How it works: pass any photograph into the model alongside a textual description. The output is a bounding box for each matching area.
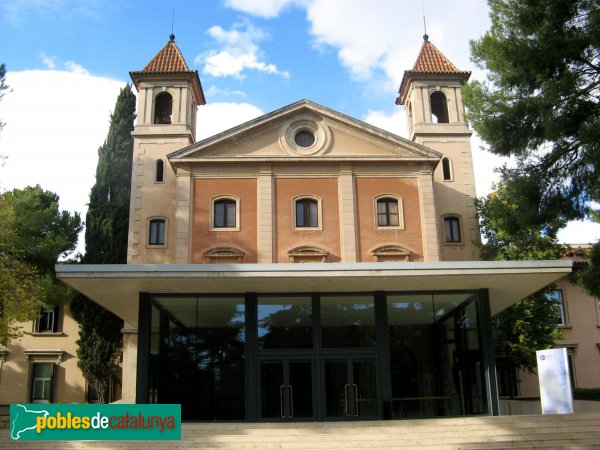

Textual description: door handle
[288,384,294,418]
[280,384,285,418]
[353,384,359,416]
[280,385,293,418]
[344,384,351,416]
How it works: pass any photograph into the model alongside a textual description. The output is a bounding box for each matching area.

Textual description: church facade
[56,35,571,421]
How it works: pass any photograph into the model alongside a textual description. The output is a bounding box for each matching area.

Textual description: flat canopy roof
[56,260,572,327]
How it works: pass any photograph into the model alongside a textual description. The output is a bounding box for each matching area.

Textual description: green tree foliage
[0,63,7,135]
[70,294,124,403]
[478,174,567,262]
[1,186,82,274]
[1,63,9,167]
[464,0,600,222]
[71,84,136,403]
[84,83,136,264]
[477,180,564,372]
[0,252,44,346]
[577,241,600,298]
[0,186,82,344]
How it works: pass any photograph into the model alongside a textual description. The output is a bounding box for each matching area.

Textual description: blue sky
[0,0,598,251]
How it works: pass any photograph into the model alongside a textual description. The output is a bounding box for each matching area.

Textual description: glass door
[259,357,315,420]
[323,357,379,419]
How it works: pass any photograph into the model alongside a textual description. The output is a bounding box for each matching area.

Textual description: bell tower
[396,35,479,260]
[127,34,206,264]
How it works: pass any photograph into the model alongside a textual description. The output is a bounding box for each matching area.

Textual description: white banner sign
[536,348,573,415]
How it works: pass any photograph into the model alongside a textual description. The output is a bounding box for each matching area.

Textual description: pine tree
[71,84,136,403]
[464,0,600,222]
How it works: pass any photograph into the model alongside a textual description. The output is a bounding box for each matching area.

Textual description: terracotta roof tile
[396,37,470,105]
[130,35,206,105]
[142,35,191,73]
[564,246,590,268]
[411,39,463,74]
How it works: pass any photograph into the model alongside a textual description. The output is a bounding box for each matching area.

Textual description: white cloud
[225,0,491,88]
[197,22,289,79]
[0,69,125,252]
[65,60,90,75]
[40,52,57,69]
[558,220,600,245]
[196,102,263,140]
[205,85,247,98]
[363,108,406,138]
[223,0,303,18]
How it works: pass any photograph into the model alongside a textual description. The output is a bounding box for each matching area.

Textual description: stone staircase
[1,412,599,449]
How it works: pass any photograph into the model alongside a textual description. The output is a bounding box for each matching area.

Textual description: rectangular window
[34,306,59,333]
[443,217,461,243]
[295,199,318,228]
[377,198,399,227]
[214,199,237,228]
[149,219,166,245]
[31,363,54,403]
[546,289,567,326]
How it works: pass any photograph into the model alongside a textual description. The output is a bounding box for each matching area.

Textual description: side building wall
[0,303,86,404]
[517,275,600,397]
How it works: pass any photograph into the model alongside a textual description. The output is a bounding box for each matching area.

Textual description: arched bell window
[430,91,449,123]
[154,92,173,124]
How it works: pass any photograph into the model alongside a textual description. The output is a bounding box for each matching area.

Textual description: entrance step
[2,412,600,449]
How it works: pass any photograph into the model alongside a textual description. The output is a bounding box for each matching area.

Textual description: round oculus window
[294,130,315,148]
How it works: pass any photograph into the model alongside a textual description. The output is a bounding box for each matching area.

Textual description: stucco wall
[517,275,600,397]
[274,177,341,262]
[0,303,85,404]
[354,177,423,262]
[191,178,258,263]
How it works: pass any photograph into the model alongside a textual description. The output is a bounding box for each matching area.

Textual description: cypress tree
[71,84,136,403]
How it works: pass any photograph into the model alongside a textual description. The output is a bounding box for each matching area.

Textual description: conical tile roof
[396,36,470,105]
[411,37,463,74]
[130,34,205,105]
[141,34,191,73]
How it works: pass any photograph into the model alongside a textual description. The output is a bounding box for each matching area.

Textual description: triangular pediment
[168,100,441,164]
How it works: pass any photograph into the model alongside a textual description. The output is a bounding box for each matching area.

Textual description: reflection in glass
[320,296,376,348]
[354,360,377,416]
[325,361,347,417]
[387,292,484,418]
[149,295,245,420]
[258,296,313,349]
[260,361,284,418]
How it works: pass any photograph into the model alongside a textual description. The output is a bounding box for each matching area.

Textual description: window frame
[210,196,240,231]
[442,157,453,181]
[443,215,462,244]
[546,288,569,327]
[33,306,60,334]
[155,159,165,183]
[374,195,404,229]
[293,196,322,230]
[148,217,167,247]
[30,362,55,403]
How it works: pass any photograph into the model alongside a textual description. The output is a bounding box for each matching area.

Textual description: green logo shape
[10,404,181,441]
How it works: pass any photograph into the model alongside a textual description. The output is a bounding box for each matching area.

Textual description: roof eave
[56,260,573,327]
[396,70,471,106]
[129,71,206,106]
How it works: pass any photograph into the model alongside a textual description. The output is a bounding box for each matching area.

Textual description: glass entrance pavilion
[56,260,572,421]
